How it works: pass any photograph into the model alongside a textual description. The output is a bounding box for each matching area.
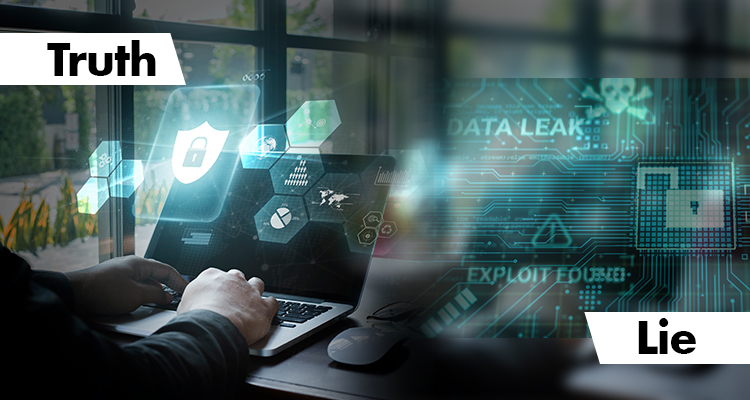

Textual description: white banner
[586,312,750,364]
[0,33,185,85]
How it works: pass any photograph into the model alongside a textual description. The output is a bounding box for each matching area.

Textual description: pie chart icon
[270,207,293,229]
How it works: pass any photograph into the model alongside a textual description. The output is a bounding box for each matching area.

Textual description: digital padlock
[637,167,725,229]
[183,137,208,167]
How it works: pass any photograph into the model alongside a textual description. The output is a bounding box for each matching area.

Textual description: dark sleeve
[1,246,248,399]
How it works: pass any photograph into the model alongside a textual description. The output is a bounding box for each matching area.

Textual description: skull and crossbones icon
[581,78,653,122]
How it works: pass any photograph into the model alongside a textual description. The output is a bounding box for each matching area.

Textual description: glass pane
[602,49,683,77]
[390,57,434,148]
[601,0,688,42]
[448,37,575,77]
[0,0,97,12]
[134,0,256,29]
[0,85,99,272]
[391,0,433,47]
[728,0,750,51]
[133,41,257,256]
[287,48,368,154]
[287,0,368,41]
[446,0,575,32]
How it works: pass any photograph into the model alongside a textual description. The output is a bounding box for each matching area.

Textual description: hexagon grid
[269,152,325,195]
[77,141,145,214]
[344,204,388,254]
[239,124,289,170]
[254,195,309,244]
[285,100,341,147]
[304,173,365,223]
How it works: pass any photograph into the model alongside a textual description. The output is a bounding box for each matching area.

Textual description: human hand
[176,268,278,346]
[65,255,188,316]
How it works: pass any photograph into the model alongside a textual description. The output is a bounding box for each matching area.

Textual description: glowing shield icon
[172,121,229,184]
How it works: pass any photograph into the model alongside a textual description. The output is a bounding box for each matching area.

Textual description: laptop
[94,152,395,357]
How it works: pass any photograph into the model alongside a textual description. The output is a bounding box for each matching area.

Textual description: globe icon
[257,136,278,158]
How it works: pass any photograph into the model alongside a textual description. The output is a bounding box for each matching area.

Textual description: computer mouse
[327,327,409,365]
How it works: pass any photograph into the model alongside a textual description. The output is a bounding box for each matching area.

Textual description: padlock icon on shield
[183,137,208,167]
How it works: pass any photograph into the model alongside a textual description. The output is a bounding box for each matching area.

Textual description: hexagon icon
[357,227,378,245]
[109,160,144,198]
[304,173,365,223]
[239,124,289,170]
[378,221,398,239]
[254,195,309,244]
[269,152,325,195]
[89,141,122,178]
[344,202,386,254]
[363,211,383,227]
[285,100,341,147]
[77,177,109,214]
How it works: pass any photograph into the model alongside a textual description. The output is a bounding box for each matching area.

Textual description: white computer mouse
[327,327,409,365]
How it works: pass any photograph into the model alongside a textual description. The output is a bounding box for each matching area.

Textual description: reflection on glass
[287,0,367,41]
[134,0,255,29]
[0,85,98,272]
[286,48,367,154]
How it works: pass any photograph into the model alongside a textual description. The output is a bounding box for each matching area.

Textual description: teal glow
[239,124,288,169]
[77,177,109,214]
[109,160,144,198]
[285,100,341,147]
[89,141,122,178]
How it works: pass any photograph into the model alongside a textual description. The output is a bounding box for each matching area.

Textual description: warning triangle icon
[531,214,573,248]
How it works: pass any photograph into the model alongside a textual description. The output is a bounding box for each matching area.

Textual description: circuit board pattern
[636,162,735,250]
[382,78,750,338]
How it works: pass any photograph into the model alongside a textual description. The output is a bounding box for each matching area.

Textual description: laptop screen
[145,153,395,305]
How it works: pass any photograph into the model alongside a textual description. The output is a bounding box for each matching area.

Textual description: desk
[95,256,750,399]
[241,258,581,400]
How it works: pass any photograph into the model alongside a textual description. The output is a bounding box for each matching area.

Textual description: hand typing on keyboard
[65,255,189,316]
[176,268,279,346]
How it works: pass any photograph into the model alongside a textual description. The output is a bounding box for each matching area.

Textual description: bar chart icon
[374,166,411,186]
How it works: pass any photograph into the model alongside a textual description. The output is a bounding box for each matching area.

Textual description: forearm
[120,310,249,399]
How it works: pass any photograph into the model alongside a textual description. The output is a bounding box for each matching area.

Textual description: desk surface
[241,258,579,400]
[101,257,748,399]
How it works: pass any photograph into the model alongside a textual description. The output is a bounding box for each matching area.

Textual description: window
[0,0,435,265]
[0,85,99,272]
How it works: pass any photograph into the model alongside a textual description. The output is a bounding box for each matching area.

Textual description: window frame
[0,0,434,259]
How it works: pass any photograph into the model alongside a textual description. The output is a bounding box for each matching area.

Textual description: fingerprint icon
[270,207,293,229]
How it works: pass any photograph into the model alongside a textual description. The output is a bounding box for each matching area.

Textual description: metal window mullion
[260,0,287,125]
[96,0,135,261]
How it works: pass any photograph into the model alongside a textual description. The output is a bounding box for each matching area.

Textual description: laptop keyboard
[147,287,332,328]
[275,300,332,325]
